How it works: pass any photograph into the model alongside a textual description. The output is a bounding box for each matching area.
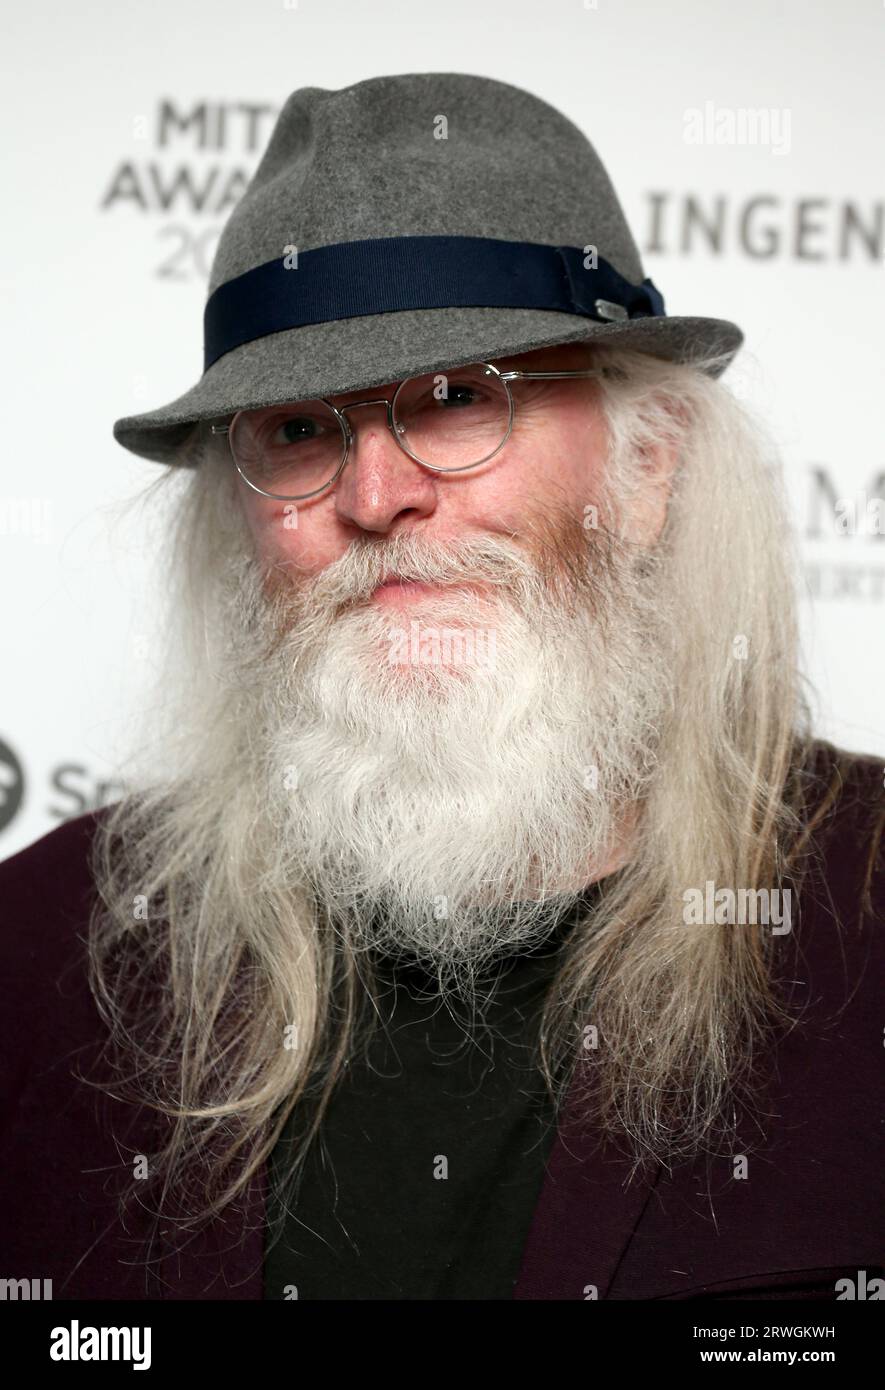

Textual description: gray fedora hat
[113,71,743,465]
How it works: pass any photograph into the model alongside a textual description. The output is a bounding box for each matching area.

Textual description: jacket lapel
[514,1082,661,1299]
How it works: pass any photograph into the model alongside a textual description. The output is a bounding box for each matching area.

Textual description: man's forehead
[325,340,596,405]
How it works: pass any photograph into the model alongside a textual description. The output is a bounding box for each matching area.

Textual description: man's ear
[627,397,688,547]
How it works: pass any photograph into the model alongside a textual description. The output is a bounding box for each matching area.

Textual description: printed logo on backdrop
[48,766,130,823]
[644,191,884,261]
[802,467,885,603]
[0,738,25,834]
[0,741,129,840]
[99,100,279,280]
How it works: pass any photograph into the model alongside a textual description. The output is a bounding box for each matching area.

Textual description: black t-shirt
[263,883,605,1300]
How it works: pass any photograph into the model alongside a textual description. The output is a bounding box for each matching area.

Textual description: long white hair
[87,344,818,1237]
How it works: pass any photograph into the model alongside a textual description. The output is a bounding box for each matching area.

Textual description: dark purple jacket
[1,739,883,1300]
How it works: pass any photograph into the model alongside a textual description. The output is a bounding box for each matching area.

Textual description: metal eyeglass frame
[209,359,611,502]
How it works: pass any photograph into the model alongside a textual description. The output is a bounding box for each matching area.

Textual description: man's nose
[332,400,438,533]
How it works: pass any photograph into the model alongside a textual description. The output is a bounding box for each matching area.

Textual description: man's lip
[370,576,487,601]
[372,577,442,597]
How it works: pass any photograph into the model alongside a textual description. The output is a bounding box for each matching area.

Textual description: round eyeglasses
[210,360,611,502]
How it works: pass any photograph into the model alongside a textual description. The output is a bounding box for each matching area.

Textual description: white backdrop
[2,0,883,857]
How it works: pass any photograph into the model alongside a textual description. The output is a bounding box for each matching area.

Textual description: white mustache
[289,533,541,618]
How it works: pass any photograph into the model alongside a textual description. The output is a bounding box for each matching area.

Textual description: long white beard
[217,515,673,980]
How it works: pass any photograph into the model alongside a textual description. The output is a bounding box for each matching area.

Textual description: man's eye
[440,384,480,408]
[273,414,328,445]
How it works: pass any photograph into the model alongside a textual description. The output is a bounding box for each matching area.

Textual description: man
[1,72,882,1301]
